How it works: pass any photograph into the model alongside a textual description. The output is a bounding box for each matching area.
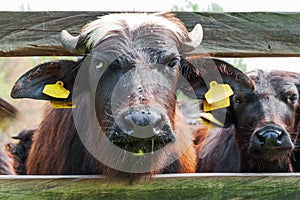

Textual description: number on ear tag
[205,81,233,104]
[42,81,70,99]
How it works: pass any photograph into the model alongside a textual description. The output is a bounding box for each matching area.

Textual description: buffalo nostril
[257,130,282,146]
[124,110,162,127]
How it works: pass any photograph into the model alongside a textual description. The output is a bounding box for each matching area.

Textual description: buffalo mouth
[108,123,175,155]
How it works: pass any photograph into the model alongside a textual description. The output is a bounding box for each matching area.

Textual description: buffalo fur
[25,93,197,179]
[5,127,35,175]
[197,70,300,172]
[11,13,201,181]
[0,146,15,175]
[0,98,17,175]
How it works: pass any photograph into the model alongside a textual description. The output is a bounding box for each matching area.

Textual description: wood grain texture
[0,11,299,57]
[0,174,300,199]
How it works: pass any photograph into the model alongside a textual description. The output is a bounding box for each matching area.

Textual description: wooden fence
[1,174,300,199]
[0,11,300,199]
[1,12,299,57]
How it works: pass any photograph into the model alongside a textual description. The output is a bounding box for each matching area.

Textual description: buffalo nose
[257,130,282,146]
[109,107,175,153]
[124,109,162,127]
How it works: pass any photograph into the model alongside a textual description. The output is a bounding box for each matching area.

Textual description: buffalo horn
[60,30,80,52]
[182,24,203,52]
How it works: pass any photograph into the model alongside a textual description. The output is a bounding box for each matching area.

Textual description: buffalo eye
[288,93,298,104]
[167,57,180,69]
[95,60,106,71]
[233,95,244,104]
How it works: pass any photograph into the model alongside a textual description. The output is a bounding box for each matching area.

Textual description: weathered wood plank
[1,174,300,199]
[0,11,299,57]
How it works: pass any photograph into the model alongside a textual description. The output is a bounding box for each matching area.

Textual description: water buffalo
[10,12,203,181]
[193,63,299,172]
[0,98,17,175]
[5,127,35,175]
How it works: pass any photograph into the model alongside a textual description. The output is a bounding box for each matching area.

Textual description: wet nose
[257,130,282,146]
[124,109,162,127]
[250,125,294,151]
[109,107,175,153]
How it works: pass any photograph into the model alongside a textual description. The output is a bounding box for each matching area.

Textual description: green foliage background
[172,0,247,72]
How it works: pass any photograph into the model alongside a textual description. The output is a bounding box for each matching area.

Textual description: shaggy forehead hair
[80,13,188,50]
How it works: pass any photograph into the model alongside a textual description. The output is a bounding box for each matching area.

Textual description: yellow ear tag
[50,101,76,109]
[205,81,234,104]
[198,112,223,127]
[133,149,145,157]
[42,81,70,99]
[204,81,233,111]
[203,98,230,112]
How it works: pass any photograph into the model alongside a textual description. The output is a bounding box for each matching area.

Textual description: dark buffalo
[0,98,17,175]
[194,65,299,172]
[11,13,203,181]
[5,127,35,175]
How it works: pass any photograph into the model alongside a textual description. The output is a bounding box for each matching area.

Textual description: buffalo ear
[179,57,255,127]
[11,60,79,101]
[180,57,255,98]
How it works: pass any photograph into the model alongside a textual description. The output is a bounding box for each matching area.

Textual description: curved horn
[181,24,203,52]
[60,30,80,52]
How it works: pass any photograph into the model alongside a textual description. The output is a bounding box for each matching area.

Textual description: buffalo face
[233,70,297,169]
[92,52,180,154]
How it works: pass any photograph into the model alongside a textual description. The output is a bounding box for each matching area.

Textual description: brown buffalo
[11,13,203,181]
[0,98,17,175]
[5,127,35,175]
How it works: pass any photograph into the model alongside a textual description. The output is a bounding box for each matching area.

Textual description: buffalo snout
[124,108,162,128]
[108,106,175,154]
[250,125,294,152]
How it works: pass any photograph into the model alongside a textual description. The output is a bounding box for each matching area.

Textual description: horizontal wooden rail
[0,11,299,57]
[1,174,300,199]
